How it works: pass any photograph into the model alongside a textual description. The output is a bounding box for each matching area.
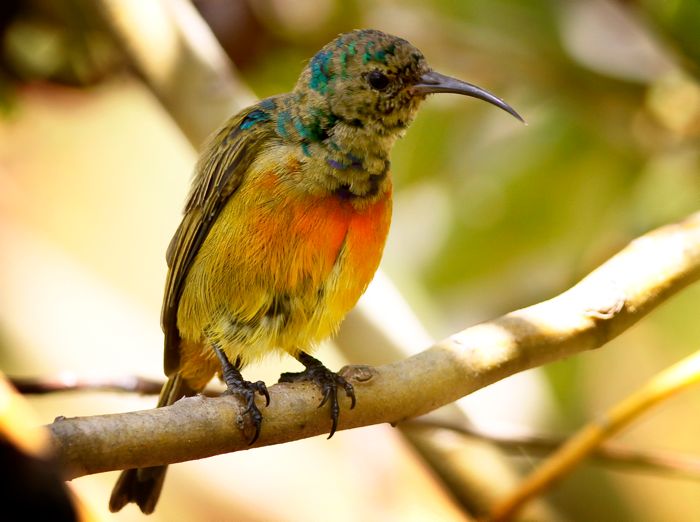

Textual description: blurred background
[1,0,699,520]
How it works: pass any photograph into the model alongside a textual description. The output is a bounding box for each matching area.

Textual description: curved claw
[343,380,356,409]
[318,385,333,409]
[248,416,262,445]
[327,395,339,439]
[242,392,255,415]
[256,380,271,406]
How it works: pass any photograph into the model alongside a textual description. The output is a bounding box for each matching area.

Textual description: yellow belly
[175,157,392,386]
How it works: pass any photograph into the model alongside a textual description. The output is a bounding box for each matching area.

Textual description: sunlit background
[1,0,699,520]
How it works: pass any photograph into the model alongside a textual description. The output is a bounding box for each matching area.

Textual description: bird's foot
[213,345,269,444]
[222,379,269,444]
[278,352,355,438]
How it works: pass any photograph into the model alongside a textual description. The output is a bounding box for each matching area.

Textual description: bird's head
[294,29,522,138]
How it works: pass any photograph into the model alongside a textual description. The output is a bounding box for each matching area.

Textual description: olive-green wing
[161,104,278,375]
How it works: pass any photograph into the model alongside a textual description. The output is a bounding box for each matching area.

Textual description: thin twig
[488,348,700,521]
[406,417,700,481]
[12,375,163,396]
[11,375,221,397]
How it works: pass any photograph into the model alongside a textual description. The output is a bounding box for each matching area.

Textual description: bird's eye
[368,70,390,90]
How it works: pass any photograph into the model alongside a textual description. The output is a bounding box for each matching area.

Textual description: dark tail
[109,374,195,514]
[109,466,167,515]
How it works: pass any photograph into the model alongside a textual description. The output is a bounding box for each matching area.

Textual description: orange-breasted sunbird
[110,28,523,514]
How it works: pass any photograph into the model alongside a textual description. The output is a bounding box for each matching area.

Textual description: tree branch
[25,373,700,481]
[489,347,700,521]
[48,211,700,480]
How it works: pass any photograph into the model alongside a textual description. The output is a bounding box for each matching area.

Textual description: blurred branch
[406,417,700,481]
[11,375,163,396]
[338,274,556,522]
[49,211,700,480]
[402,409,562,519]
[95,0,255,146]
[489,347,700,521]
[11,374,221,397]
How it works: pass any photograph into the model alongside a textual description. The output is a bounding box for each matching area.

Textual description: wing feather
[161,103,278,375]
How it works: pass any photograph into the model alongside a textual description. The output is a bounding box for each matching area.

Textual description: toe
[343,381,356,409]
[255,381,270,406]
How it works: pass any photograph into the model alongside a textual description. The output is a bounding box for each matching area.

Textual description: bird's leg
[278,351,356,438]
[212,344,269,444]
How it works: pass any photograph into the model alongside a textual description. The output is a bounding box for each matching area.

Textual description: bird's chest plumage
[177,153,392,365]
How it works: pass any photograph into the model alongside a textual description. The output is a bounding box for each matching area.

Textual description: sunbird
[110,28,522,514]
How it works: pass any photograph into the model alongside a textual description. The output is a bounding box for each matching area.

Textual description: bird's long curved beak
[413,70,524,123]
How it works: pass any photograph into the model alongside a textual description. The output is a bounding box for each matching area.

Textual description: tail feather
[109,374,196,513]
[109,466,167,514]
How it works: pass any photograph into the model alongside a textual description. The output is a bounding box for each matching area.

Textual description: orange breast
[241,168,393,346]
[245,170,392,299]
[332,189,393,310]
[177,157,392,359]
